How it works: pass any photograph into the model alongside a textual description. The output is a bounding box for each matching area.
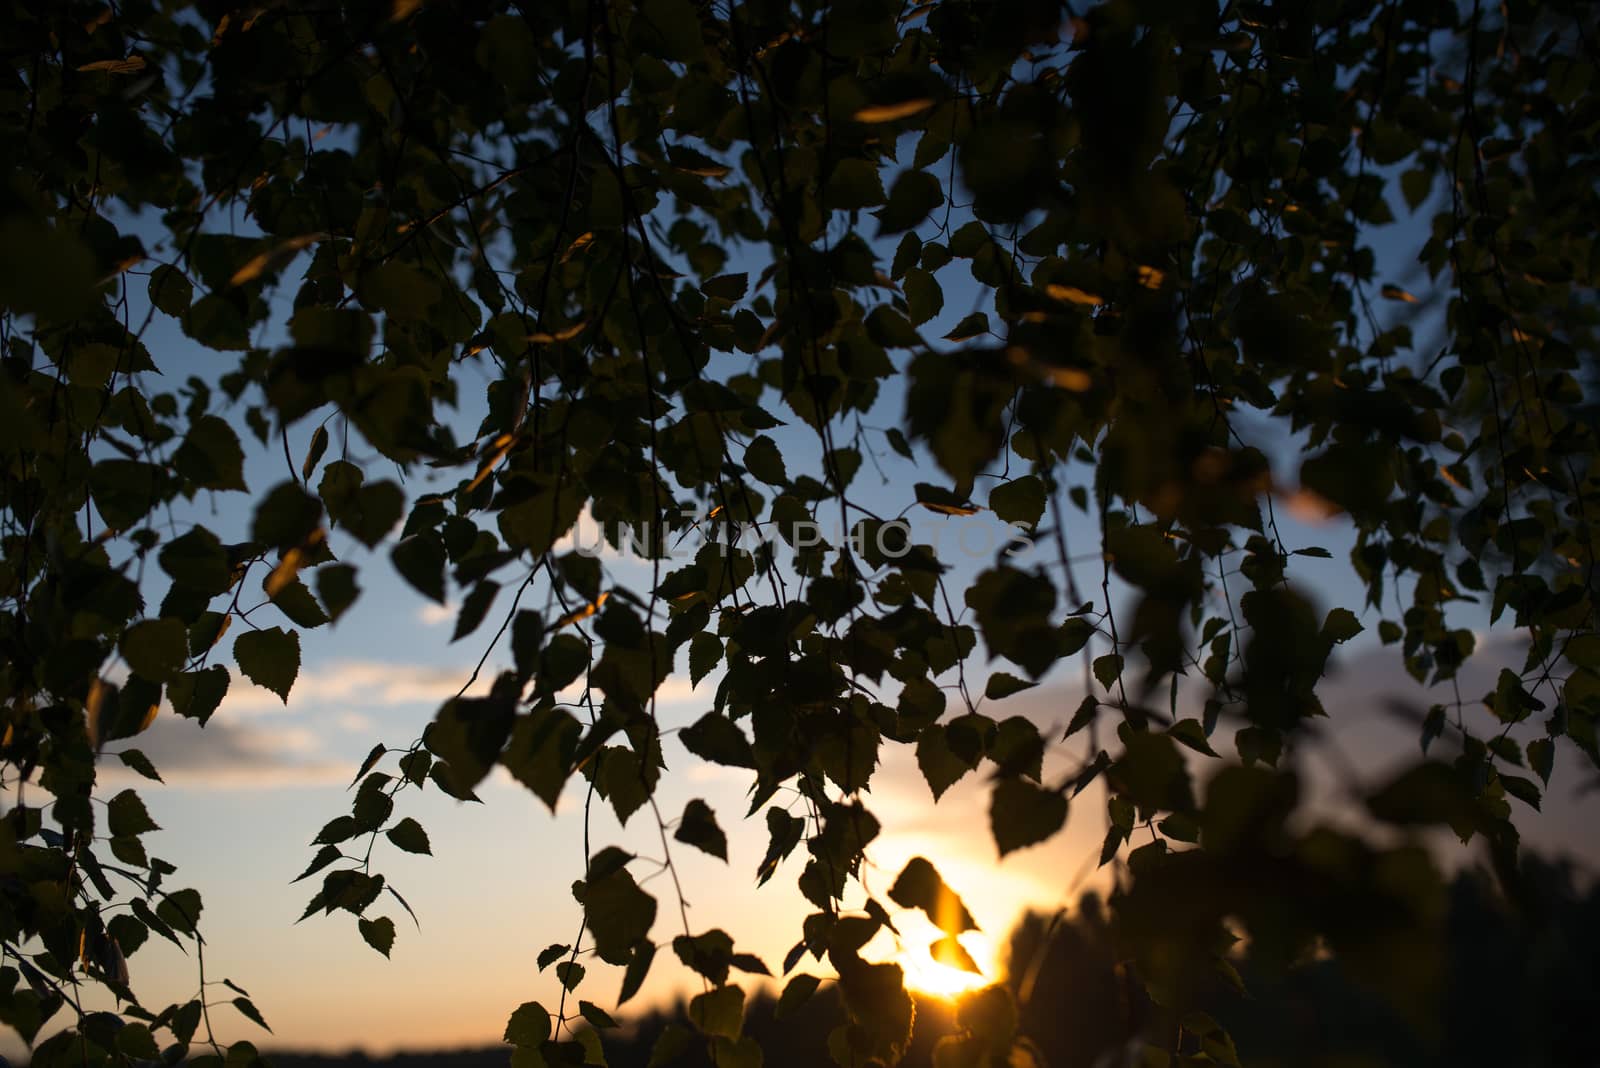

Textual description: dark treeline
[255,854,1598,1068]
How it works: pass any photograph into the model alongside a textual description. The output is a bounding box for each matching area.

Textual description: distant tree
[3,0,1599,1065]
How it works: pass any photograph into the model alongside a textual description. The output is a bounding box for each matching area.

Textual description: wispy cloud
[224,658,704,715]
[100,716,350,789]
[109,657,709,790]
[222,659,494,714]
[416,601,459,626]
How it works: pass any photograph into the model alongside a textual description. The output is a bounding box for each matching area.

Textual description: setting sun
[899,932,998,1000]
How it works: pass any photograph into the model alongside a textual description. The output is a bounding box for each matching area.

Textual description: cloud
[222,659,495,715]
[224,659,704,716]
[108,658,708,790]
[100,715,350,789]
[417,601,459,626]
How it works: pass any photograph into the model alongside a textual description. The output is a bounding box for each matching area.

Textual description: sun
[899,932,996,1000]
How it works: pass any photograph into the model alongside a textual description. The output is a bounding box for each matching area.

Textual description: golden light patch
[1045,283,1103,306]
[899,932,996,1000]
[466,433,517,493]
[1047,367,1093,392]
[853,99,936,123]
[77,56,147,74]
[556,591,609,629]
[527,321,586,343]
[1285,487,1341,523]
[560,232,594,264]
[230,234,323,287]
[919,501,981,517]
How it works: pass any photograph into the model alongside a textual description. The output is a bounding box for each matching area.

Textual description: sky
[7,65,1599,1059]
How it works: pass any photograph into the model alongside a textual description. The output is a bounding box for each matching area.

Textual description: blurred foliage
[259,860,1600,1067]
[3,0,1600,1063]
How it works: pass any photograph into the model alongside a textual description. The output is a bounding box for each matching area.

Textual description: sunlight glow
[899,932,997,1000]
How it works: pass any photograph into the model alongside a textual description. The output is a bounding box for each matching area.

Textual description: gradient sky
[7,116,1598,1059]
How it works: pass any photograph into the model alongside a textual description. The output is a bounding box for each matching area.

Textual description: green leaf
[711,1037,762,1068]
[301,425,330,481]
[556,961,586,991]
[756,807,805,887]
[174,416,248,492]
[0,215,96,320]
[679,711,753,768]
[392,533,448,604]
[825,159,887,210]
[742,436,786,486]
[674,929,735,984]
[360,261,440,322]
[1115,732,1194,812]
[688,629,726,687]
[635,0,704,62]
[108,790,159,836]
[1501,773,1542,810]
[1167,718,1219,758]
[877,170,944,235]
[576,866,657,966]
[169,666,230,724]
[689,985,745,1040]
[888,857,977,934]
[117,749,163,782]
[1064,696,1098,739]
[988,476,1046,527]
[929,935,981,974]
[501,705,582,809]
[984,673,1036,700]
[252,481,322,551]
[148,264,194,317]
[1527,737,1555,785]
[233,627,301,702]
[579,1001,618,1029]
[891,233,922,279]
[1368,761,1479,838]
[702,273,748,301]
[318,563,361,623]
[619,941,656,1005]
[498,480,582,558]
[777,974,820,1019]
[1400,167,1433,211]
[865,306,922,348]
[265,576,330,629]
[943,311,990,341]
[916,725,970,801]
[989,779,1067,856]
[674,799,728,861]
[453,580,502,643]
[121,619,187,683]
[504,1002,552,1046]
[159,527,233,594]
[1322,607,1363,643]
[232,997,272,1032]
[385,818,431,855]
[156,888,203,935]
[904,269,943,326]
[429,684,517,793]
[359,916,396,958]
[1092,654,1124,691]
